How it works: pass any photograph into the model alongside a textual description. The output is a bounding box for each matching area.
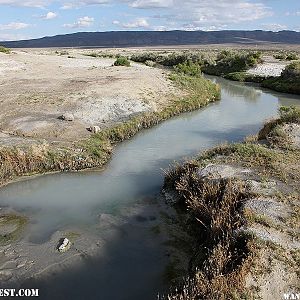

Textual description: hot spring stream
[0,76,299,299]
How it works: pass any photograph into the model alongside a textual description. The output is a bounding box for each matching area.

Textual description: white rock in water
[89,125,101,134]
[57,238,71,253]
[60,113,74,121]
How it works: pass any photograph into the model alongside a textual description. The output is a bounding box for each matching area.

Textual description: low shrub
[0,45,11,54]
[262,77,300,95]
[286,53,298,61]
[85,52,115,59]
[131,52,160,63]
[113,56,130,67]
[203,50,262,76]
[164,162,254,299]
[274,53,286,60]
[281,61,300,79]
[55,50,69,56]
[131,51,207,68]
[224,72,268,83]
[262,62,300,95]
[174,61,202,77]
[144,60,156,67]
[273,52,298,61]
[85,52,99,58]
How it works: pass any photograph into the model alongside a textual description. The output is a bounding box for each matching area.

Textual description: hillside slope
[2,30,300,48]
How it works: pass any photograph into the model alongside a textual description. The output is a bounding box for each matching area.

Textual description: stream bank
[163,106,300,299]
[0,73,220,188]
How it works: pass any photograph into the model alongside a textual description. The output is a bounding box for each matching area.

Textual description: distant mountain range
[2,30,300,48]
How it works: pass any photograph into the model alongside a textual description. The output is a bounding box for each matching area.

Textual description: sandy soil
[0,49,180,146]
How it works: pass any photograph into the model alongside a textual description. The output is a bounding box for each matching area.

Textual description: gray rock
[59,113,74,122]
[243,197,291,222]
[89,125,101,134]
[0,270,13,281]
[282,123,300,148]
[57,238,71,252]
[246,179,277,195]
[198,164,251,179]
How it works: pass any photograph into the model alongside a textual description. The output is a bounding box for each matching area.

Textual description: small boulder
[57,238,71,253]
[198,164,250,179]
[89,125,101,134]
[59,113,74,122]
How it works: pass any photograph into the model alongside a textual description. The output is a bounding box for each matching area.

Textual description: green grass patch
[224,72,268,83]
[0,45,11,54]
[262,77,300,95]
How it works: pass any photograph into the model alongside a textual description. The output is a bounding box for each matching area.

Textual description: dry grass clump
[163,165,255,299]
[166,240,256,300]
[0,143,110,186]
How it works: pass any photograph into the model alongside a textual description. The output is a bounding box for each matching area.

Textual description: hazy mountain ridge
[1,30,300,48]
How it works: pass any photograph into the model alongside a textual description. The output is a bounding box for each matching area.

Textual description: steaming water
[0,76,299,299]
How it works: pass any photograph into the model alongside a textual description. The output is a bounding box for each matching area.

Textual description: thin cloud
[63,16,94,28]
[60,0,109,9]
[0,22,30,30]
[113,18,150,28]
[130,0,173,9]
[263,23,287,31]
[0,0,49,7]
[142,0,273,30]
[42,12,58,20]
[0,33,31,40]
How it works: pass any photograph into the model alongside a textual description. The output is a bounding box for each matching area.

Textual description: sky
[0,0,299,41]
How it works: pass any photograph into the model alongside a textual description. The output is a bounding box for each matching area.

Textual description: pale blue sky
[0,0,299,41]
